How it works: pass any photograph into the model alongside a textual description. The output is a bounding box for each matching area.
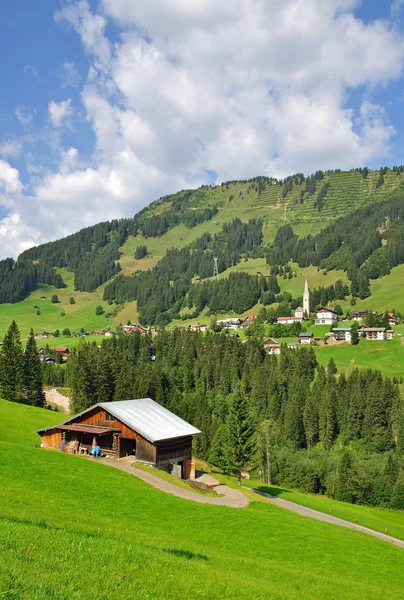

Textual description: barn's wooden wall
[75,408,143,440]
[41,431,62,449]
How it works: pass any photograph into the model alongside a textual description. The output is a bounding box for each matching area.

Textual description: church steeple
[303,280,310,318]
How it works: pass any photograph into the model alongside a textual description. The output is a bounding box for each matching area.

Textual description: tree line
[38,329,404,509]
[0,321,44,406]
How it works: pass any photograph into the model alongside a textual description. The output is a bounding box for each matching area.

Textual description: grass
[241,481,404,542]
[1,398,404,599]
[132,462,221,496]
[315,336,404,378]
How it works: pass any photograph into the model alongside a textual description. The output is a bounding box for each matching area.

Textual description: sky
[1,0,404,258]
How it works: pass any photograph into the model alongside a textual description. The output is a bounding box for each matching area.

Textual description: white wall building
[332,328,351,342]
[358,327,394,341]
[315,308,338,325]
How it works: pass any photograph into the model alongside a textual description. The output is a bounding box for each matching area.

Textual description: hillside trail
[101,460,250,508]
[99,460,404,546]
[253,489,404,549]
[44,388,70,413]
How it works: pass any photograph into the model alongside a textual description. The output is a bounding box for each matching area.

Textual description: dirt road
[102,460,250,508]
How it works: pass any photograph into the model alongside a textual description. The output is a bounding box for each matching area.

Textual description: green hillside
[1,398,404,600]
[1,167,404,343]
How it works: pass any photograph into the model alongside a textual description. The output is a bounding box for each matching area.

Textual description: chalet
[189,324,208,332]
[315,308,338,325]
[332,328,351,342]
[352,310,367,321]
[122,324,147,334]
[276,315,303,325]
[217,318,241,330]
[54,347,70,355]
[40,296,47,301]
[264,338,281,355]
[92,330,105,336]
[35,331,50,340]
[299,332,314,345]
[33,305,39,310]
[287,342,298,350]
[36,398,201,479]
[105,331,115,337]
[358,327,394,341]
[240,315,257,328]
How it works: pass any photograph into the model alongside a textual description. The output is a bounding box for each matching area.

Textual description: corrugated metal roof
[99,398,201,443]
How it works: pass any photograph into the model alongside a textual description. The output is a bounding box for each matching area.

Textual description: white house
[315,308,338,325]
[276,315,304,325]
[299,332,314,345]
[352,310,367,322]
[287,342,298,350]
[358,327,394,341]
[189,324,208,332]
[217,318,241,330]
[332,328,351,342]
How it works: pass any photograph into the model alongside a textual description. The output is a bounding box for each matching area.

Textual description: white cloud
[15,106,32,126]
[0,0,404,258]
[0,140,22,158]
[58,61,81,88]
[48,99,73,128]
[391,0,404,17]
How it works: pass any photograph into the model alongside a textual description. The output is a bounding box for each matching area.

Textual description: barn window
[105,413,114,422]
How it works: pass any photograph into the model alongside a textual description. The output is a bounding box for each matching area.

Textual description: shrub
[51,295,59,304]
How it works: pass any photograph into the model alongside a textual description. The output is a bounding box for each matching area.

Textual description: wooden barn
[37,398,201,478]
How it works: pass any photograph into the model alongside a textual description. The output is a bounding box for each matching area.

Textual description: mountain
[1,166,404,335]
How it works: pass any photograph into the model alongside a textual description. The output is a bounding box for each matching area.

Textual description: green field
[1,398,404,599]
[239,481,404,541]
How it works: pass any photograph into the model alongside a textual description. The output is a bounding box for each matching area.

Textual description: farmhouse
[358,327,394,341]
[315,308,338,325]
[240,315,256,328]
[35,331,50,340]
[37,398,201,479]
[332,328,351,342]
[352,310,367,321]
[122,324,148,334]
[264,338,281,354]
[299,332,314,345]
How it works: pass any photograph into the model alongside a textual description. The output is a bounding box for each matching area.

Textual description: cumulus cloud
[48,99,73,128]
[0,0,404,258]
[15,106,33,126]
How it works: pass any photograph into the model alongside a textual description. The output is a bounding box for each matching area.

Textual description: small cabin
[36,398,201,479]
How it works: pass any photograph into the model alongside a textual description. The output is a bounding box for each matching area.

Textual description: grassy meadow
[1,398,404,599]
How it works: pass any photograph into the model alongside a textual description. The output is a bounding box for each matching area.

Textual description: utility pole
[213,256,219,279]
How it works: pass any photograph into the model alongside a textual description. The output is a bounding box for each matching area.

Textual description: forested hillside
[1,167,404,326]
[42,330,404,510]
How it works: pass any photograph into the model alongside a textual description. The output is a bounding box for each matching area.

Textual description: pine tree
[226,386,257,484]
[23,329,45,407]
[0,320,24,403]
[350,323,359,345]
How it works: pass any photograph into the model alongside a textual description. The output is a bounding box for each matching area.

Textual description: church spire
[303,279,310,318]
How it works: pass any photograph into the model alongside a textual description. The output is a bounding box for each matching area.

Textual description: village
[34,280,398,362]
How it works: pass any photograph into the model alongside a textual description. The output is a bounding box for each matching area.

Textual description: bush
[54,329,60,338]
[62,328,71,337]
[69,297,75,305]
[51,295,59,304]
[95,305,104,316]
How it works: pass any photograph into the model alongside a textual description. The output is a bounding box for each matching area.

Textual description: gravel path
[254,490,404,549]
[44,388,70,413]
[102,460,250,508]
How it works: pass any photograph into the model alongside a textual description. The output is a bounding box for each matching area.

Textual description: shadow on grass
[253,485,289,498]
[162,548,208,561]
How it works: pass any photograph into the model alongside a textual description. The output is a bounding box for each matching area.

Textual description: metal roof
[37,398,201,443]
[99,399,201,443]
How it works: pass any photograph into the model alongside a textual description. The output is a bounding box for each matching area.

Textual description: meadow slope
[0,399,404,599]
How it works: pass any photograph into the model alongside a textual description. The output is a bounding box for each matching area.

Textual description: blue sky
[1,0,404,257]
